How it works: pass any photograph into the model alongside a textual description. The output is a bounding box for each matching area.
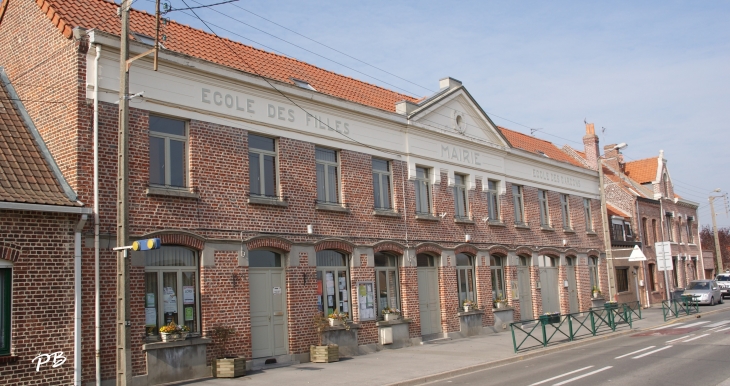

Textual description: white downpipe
[93,44,102,386]
[75,215,88,386]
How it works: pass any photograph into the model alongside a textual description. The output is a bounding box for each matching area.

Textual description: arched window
[0,259,12,355]
[490,255,505,301]
[374,252,400,317]
[416,253,435,267]
[249,250,282,267]
[144,245,200,337]
[316,250,349,316]
[456,253,476,309]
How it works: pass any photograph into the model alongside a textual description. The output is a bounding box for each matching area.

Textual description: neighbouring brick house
[565,123,703,306]
[0,0,606,384]
[0,69,92,385]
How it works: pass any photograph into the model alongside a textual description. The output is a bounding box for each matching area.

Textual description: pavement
[167,302,730,386]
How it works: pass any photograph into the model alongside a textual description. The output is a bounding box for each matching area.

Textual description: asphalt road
[427,309,730,386]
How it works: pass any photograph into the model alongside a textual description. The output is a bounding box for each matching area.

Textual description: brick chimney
[583,122,600,170]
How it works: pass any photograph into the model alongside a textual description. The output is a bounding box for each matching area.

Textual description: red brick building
[565,123,703,306]
[0,0,606,384]
[0,68,92,385]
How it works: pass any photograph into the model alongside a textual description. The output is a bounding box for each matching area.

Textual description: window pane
[263,154,276,196]
[249,152,261,195]
[375,252,396,267]
[387,270,398,309]
[149,136,166,185]
[416,254,433,267]
[455,174,464,185]
[249,134,275,152]
[316,271,324,313]
[416,167,427,179]
[150,115,185,136]
[316,250,346,266]
[456,253,471,266]
[249,250,282,267]
[315,147,336,162]
[316,163,326,202]
[0,269,9,353]
[144,246,197,266]
[382,174,391,209]
[459,269,467,303]
[145,272,159,336]
[373,172,381,208]
[377,270,387,314]
[182,271,197,333]
[327,165,338,203]
[169,139,185,187]
[163,272,179,325]
[372,158,389,172]
[338,270,348,314]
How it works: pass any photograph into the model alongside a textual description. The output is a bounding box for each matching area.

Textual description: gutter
[93,43,102,386]
[0,202,92,214]
[74,215,88,386]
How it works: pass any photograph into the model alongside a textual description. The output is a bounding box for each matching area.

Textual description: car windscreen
[687,282,710,290]
[717,275,730,282]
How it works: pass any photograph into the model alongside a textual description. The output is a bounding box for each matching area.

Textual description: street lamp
[709,189,724,275]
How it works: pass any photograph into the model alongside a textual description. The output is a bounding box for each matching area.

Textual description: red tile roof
[37,0,419,112]
[497,126,584,168]
[0,75,79,206]
[624,157,658,184]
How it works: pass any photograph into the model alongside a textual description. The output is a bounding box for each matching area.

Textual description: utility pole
[117,0,131,384]
[598,161,616,300]
[709,189,724,275]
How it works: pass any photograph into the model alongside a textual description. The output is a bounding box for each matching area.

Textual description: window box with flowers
[159,322,190,342]
[328,311,349,327]
[493,294,508,310]
[462,299,476,313]
[381,307,401,321]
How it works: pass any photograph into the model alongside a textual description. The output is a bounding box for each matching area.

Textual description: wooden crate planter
[310,344,339,363]
[212,357,245,378]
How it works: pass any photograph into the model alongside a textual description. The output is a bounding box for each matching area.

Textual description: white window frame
[248,134,279,198]
[560,194,571,229]
[372,159,393,210]
[513,185,525,225]
[456,253,476,309]
[374,252,400,317]
[490,255,505,301]
[584,198,593,232]
[316,250,351,317]
[415,166,432,215]
[315,147,340,204]
[149,115,188,188]
[487,179,500,221]
[538,189,550,227]
[454,173,469,219]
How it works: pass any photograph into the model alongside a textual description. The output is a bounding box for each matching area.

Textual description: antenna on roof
[584,118,587,125]
[530,128,542,136]
[602,127,607,134]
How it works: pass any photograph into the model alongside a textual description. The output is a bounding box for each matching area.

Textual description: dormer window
[292,78,316,91]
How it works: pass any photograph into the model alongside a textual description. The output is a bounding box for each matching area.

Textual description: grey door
[566,258,579,313]
[539,256,560,314]
[516,266,534,320]
[250,268,287,358]
[417,266,442,336]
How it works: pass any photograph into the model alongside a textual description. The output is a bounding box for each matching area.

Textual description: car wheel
[710,297,715,306]
[720,297,725,304]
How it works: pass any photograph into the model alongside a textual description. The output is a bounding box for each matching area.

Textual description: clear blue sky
[131,0,730,228]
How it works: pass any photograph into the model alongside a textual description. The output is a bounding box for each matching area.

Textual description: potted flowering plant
[462,299,476,312]
[381,306,401,321]
[311,312,348,363]
[493,294,507,309]
[210,324,245,378]
[159,322,181,342]
[328,310,349,327]
[592,286,601,299]
[179,324,190,340]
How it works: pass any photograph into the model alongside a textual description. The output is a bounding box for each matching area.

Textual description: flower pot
[212,357,246,378]
[160,332,180,342]
[495,302,506,309]
[310,344,339,363]
[180,332,189,340]
[383,313,400,321]
[328,318,343,327]
[463,305,471,312]
[592,291,600,299]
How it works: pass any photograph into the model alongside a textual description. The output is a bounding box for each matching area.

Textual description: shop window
[616,268,629,293]
[374,252,400,317]
[589,257,598,290]
[454,174,469,219]
[249,250,282,267]
[144,246,200,337]
[560,194,571,229]
[538,189,550,227]
[149,115,187,188]
[584,198,593,231]
[372,159,392,210]
[249,134,278,198]
[415,167,432,215]
[316,250,350,316]
[487,180,500,221]
[512,185,525,225]
[316,148,340,204]
[0,267,11,356]
[490,255,505,301]
[456,253,476,309]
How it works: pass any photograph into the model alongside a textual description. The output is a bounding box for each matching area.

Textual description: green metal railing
[510,303,636,353]
[662,296,700,321]
[622,301,642,321]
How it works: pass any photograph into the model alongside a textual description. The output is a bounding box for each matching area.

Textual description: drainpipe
[93,44,102,386]
[659,199,671,300]
[75,214,88,386]
[635,200,651,308]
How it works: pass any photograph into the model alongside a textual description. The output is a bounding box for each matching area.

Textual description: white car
[716,274,730,298]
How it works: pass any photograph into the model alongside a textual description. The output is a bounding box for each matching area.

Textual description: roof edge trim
[0,67,79,203]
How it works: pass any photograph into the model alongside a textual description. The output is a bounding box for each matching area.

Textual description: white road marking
[615,346,656,359]
[652,323,684,330]
[632,345,672,358]
[665,335,693,343]
[552,366,613,386]
[680,333,711,342]
[705,320,730,328]
[527,366,594,386]
[716,326,730,332]
[680,321,710,328]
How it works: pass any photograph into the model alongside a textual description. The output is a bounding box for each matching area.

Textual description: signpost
[628,245,646,262]
[655,241,673,300]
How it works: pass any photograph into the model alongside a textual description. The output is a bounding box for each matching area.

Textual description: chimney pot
[439,77,462,90]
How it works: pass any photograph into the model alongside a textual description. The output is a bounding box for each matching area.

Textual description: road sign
[132,238,161,251]
[628,245,647,261]
[655,241,673,271]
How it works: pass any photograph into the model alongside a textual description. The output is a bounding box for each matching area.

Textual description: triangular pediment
[408,87,510,148]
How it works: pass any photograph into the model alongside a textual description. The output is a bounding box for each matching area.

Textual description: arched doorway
[416,253,442,336]
[514,255,534,320]
[539,255,560,314]
[566,256,579,313]
[249,249,287,358]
